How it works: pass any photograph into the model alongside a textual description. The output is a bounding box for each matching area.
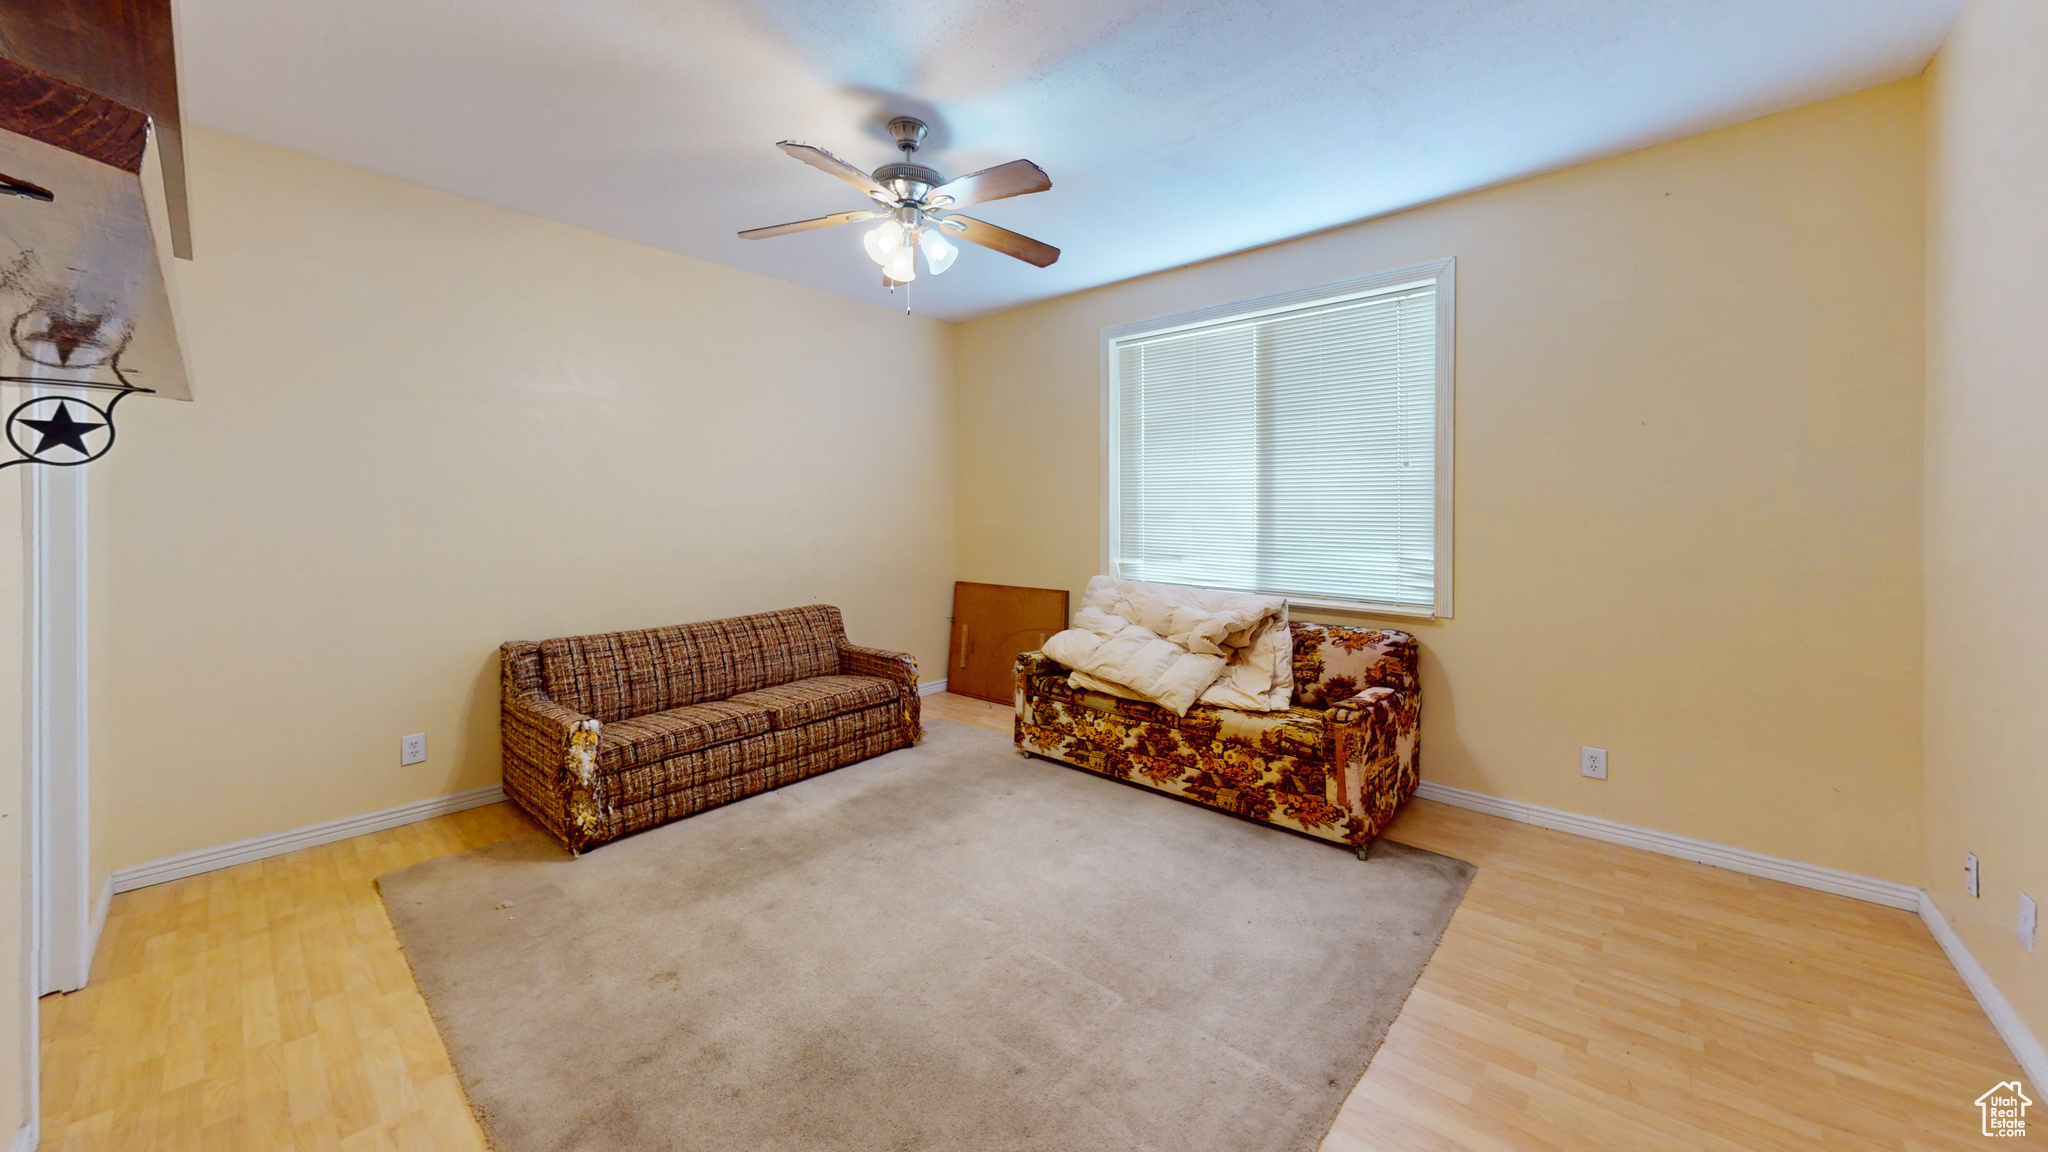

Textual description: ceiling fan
[739,116,1058,287]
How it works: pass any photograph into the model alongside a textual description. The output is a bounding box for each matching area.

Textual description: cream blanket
[1040,576,1292,715]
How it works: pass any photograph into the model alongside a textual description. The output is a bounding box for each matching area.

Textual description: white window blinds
[1110,279,1444,611]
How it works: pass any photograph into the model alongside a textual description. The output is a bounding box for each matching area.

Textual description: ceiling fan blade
[944,214,1060,267]
[927,159,1051,209]
[738,209,887,240]
[776,142,892,202]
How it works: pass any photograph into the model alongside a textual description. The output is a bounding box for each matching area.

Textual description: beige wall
[90,128,956,880]
[956,82,1927,881]
[1924,0,2048,1042]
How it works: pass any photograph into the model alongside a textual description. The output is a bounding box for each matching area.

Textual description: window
[1102,259,1454,616]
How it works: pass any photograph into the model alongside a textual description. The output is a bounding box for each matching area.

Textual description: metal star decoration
[18,401,106,456]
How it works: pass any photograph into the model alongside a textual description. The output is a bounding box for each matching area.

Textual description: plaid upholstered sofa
[1015,622,1420,856]
[501,606,921,853]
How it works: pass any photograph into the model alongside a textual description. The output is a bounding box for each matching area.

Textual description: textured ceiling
[177,0,1962,321]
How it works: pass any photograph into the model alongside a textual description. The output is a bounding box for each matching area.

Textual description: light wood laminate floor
[41,694,2017,1150]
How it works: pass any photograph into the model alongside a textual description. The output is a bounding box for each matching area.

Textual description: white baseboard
[1919,891,2048,1088]
[1413,779,2048,1081]
[108,689,944,895]
[109,783,508,894]
[11,1120,37,1152]
[1411,780,1922,910]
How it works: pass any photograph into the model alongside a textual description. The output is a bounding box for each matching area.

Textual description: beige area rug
[378,719,1473,1152]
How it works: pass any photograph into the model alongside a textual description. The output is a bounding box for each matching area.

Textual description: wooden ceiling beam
[0,56,149,174]
[0,0,189,256]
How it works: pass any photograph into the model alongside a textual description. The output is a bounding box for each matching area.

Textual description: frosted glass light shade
[863,221,904,266]
[884,245,917,282]
[920,229,958,275]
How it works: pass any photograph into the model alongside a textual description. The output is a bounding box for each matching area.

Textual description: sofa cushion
[1027,660,1326,759]
[540,605,846,722]
[728,675,898,730]
[1288,622,1417,709]
[1177,703,1328,760]
[597,699,774,774]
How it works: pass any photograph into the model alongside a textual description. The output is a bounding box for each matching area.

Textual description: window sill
[1284,595,1441,620]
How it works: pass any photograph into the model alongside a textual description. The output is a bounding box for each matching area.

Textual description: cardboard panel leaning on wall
[88,127,957,882]
[955,80,1925,882]
[1923,0,2048,1052]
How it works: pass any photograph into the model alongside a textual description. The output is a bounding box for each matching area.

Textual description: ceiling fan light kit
[739,116,1058,294]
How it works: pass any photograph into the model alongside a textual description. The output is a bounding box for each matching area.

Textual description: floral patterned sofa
[1014,622,1420,856]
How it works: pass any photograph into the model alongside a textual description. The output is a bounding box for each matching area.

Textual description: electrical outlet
[401,732,427,766]
[2020,893,2037,953]
[1966,852,1981,898]
[1580,746,1608,780]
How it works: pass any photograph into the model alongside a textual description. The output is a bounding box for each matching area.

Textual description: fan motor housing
[872,161,943,204]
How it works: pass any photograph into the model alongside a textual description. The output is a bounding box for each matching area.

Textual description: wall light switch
[1580,746,1608,780]
[401,733,427,766]
[2020,893,2037,953]
[1966,852,1981,898]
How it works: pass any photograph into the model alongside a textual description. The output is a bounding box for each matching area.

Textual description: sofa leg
[1016,747,1031,758]
[1356,840,1373,861]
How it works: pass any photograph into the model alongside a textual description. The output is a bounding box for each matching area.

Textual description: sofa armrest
[503,693,602,786]
[1014,650,1064,708]
[1326,686,1420,788]
[839,642,924,743]
[840,642,920,692]
[500,641,605,847]
[1328,686,1407,743]
[1327,684,1397,717]
[1015,650,1062,678]
[502,692,604,846]
[506,691,600,743]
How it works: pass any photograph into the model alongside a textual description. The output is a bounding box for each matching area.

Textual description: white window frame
[1098,257,1456,618]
